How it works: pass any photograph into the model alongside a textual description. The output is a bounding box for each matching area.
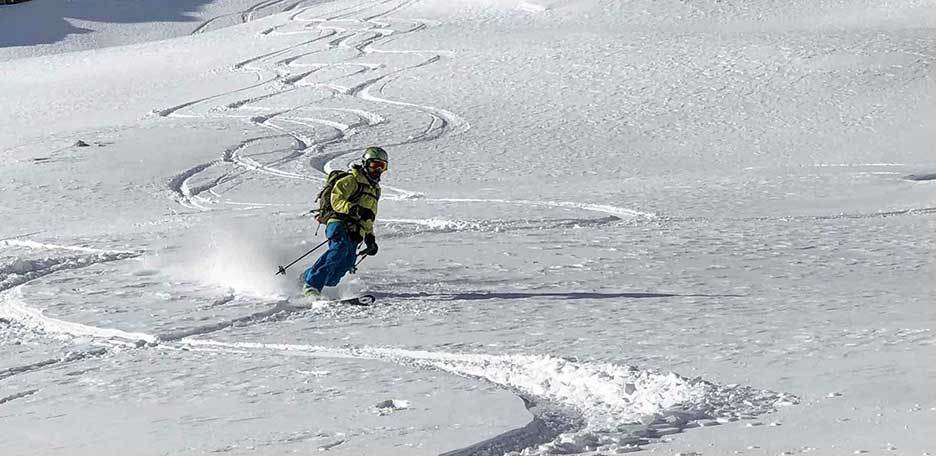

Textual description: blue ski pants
[302,222,360,291]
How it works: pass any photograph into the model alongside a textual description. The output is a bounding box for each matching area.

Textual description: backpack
[314,170,352,224]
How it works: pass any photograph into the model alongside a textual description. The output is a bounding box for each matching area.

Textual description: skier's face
[366,159,387,181]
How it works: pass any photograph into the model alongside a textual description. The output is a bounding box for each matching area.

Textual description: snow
[2,0,936,455]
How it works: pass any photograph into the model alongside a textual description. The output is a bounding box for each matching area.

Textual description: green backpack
[314,170,352,224]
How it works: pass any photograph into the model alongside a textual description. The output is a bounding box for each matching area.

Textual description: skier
[302,147,387,298]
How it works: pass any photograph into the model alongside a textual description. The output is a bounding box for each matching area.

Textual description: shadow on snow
[373,291,745,301]
[0,0,217,48]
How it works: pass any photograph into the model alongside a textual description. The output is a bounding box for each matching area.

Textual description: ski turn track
[160,0,471,207]
[0,235,794,452]
[157,0,656,222]
[0,240,141,293]
[180,340,797,455]
[0,272,797,455]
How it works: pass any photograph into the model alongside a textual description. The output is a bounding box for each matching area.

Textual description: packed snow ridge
[365,347,798,455]
[0,244,139,293]
[0,232,798,455]
[183,340,798,455]
[0,288,157,345]
[0,251,796,455]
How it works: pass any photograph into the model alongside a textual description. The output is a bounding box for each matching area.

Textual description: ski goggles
[366,159,388,172]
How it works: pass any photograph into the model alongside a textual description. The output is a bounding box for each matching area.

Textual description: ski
[291,294,375,307]
[332,294,375,306]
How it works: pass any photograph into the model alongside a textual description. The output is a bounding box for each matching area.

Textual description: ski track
[664,205,936,225]
[0,288,156,346]
[428,198,658,220]
[0,240,149,379]
[0,248,141,294]
[191,0,302,35]
[0,239,134,256]
[157,0,662,222]
[0,219,802,453]
[0,263,795,455]
[0,347,108,382]
[0,389,39,406]
[167,160,217,210]
[0,230,797,453]
[0,224,797,450]
[174,338,798,454]
[380,216,624,238]
[161,0,453,206]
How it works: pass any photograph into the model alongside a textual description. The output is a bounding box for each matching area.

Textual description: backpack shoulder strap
[348,182,366,203]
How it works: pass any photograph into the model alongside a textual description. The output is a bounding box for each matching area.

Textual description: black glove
[348,229,363,244]
[351,206,376,222]
[362,233,378,256]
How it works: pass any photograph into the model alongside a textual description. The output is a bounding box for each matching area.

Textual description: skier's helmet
[361,146,388,181]
[362,146,389,165]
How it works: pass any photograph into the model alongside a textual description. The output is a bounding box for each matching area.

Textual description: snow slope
[2,0,936,455]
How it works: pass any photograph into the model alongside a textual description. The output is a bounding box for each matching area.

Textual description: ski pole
[350,254,368,274]
[275,238,329,276]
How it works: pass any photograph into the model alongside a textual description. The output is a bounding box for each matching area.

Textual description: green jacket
[328,166,380,236]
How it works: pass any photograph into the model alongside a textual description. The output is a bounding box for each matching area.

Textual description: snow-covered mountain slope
[2,0,936,455]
